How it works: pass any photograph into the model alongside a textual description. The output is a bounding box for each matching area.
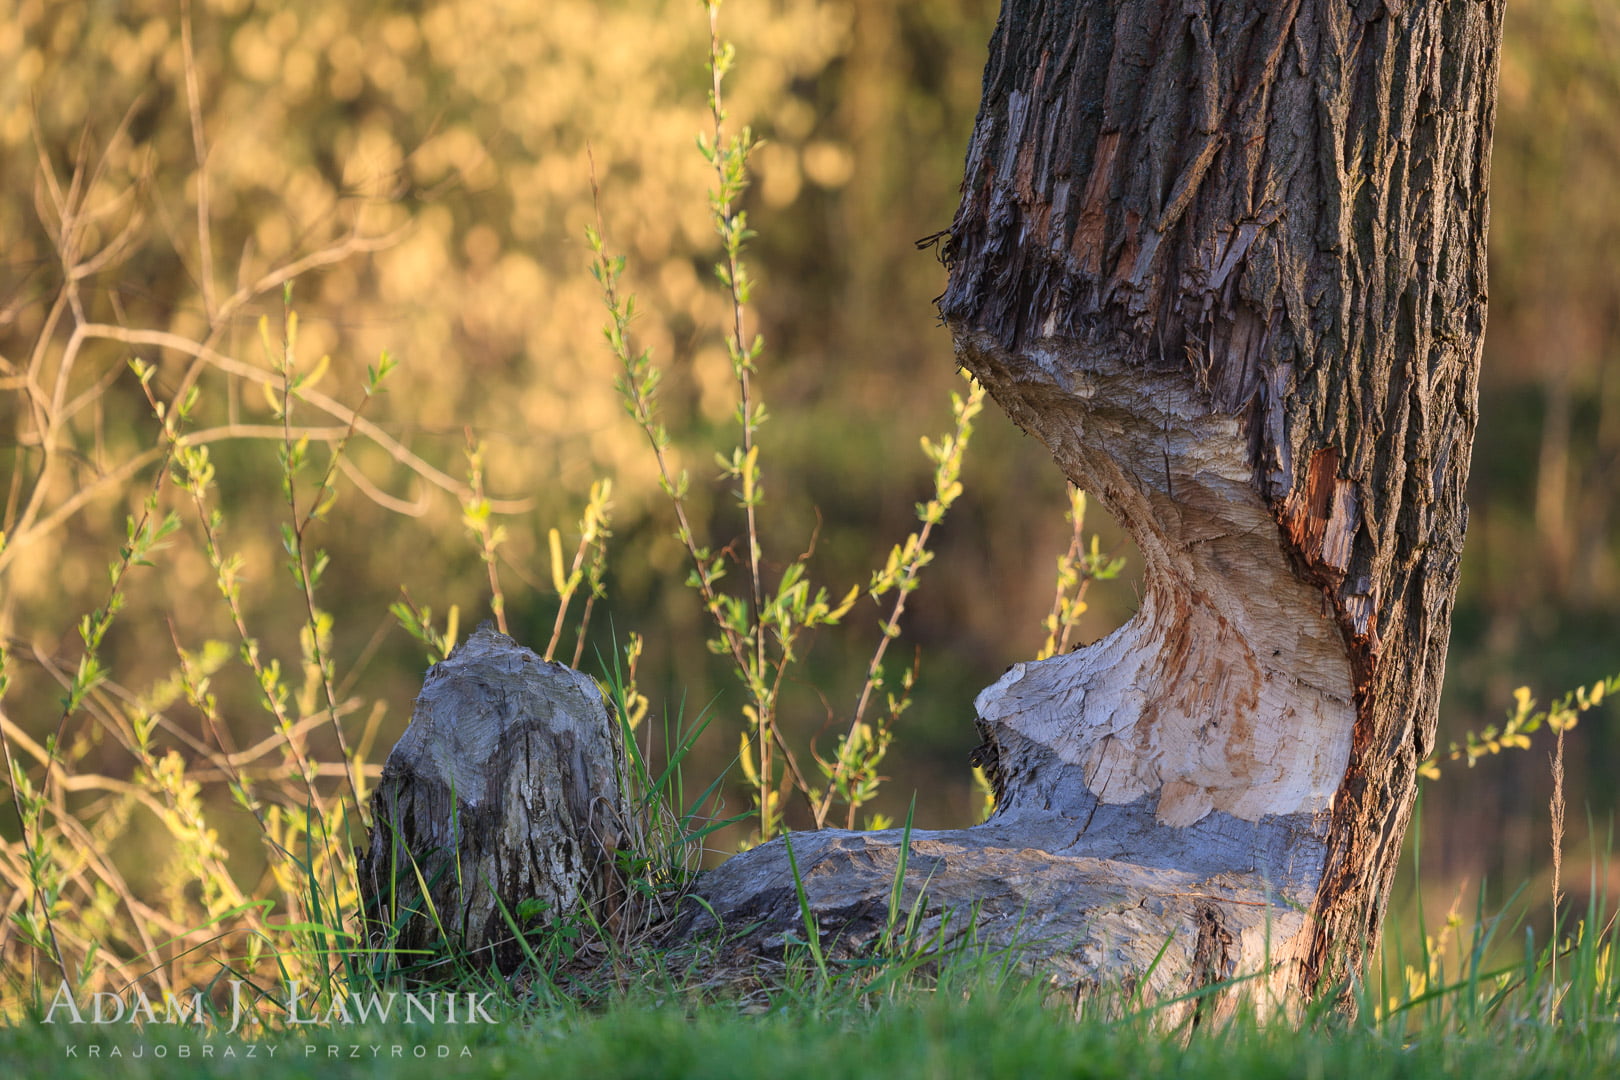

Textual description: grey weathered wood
[667,819,1306,1025]
[359,626,631,974]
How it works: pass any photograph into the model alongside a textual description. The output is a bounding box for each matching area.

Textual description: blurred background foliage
[1,0,1615,917]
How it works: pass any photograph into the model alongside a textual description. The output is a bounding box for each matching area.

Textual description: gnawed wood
[655,347,1354,994]
[651,341,1354,1002]
[359,626,631,975]
[367,0,1501,1012]
[932,0,1499,995]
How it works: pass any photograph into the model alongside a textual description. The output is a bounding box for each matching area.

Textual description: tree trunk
[935,0,1502,994]
[364,0,1503,1014]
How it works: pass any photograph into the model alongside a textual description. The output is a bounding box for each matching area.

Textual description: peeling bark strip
[359,627,632,975]
[941,0,1502,991]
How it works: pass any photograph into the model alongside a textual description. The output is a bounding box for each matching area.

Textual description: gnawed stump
[359,625,631,975]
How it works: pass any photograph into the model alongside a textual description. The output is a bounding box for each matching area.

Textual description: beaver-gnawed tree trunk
[365,1,1503,1016]
[935,0,1503,994]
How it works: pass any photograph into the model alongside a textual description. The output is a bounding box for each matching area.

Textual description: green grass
[4,876,1617,1080]
[4,800,1617,1079]
[530,993,1618,1080]
[4,966,1618,1080]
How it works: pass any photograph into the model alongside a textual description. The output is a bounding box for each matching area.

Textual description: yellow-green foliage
[0,0,1004,1007]
[1,0,858,654]
[1421,676,1620,781]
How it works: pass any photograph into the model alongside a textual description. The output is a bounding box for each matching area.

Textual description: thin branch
[83,325,529,505]
[179,0,218,321]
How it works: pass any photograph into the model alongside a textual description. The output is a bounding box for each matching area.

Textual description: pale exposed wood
[664,330,1356,1001]
[959,337,1354,834]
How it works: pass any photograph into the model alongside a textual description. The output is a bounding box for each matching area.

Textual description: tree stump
[359,626,631,975]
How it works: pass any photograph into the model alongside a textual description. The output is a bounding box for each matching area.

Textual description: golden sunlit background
[2,0,1617,978]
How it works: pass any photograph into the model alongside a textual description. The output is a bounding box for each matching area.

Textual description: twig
[179,0,218,321]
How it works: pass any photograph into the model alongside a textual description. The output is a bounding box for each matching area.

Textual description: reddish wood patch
[1071,131,1121,275]
[1282,447,1357,577]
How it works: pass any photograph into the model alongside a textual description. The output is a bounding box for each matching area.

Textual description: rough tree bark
[365,0,1504,1014]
